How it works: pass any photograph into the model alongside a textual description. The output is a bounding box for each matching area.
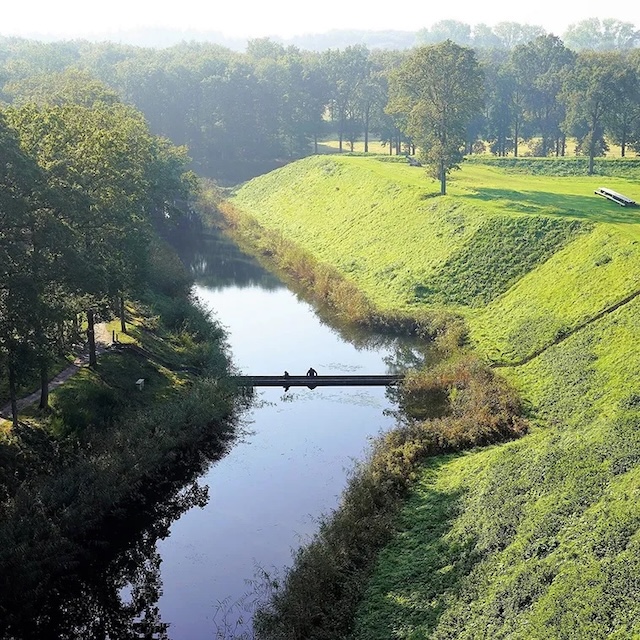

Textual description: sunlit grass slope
[229,155,640,638]
[230,155,640,363]
[354,295,640,638]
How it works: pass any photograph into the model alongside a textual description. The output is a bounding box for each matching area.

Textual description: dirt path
[0,323,113,421]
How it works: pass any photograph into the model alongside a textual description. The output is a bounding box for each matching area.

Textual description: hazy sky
[2,0,640,40]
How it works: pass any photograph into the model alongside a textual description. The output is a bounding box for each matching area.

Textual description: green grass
[225,155,640,639]
[230,156,640,363]
[354,293,640,638]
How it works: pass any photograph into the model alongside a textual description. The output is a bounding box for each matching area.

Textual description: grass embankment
[220,155,640,638]
[0,239,242,637]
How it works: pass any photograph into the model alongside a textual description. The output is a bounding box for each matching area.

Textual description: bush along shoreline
[210,195,530,639]
[253,356,528,639]
[215,197,467,353]
[0,242,249,638]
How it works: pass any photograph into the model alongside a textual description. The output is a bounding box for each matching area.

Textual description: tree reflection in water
[1,481,210,639]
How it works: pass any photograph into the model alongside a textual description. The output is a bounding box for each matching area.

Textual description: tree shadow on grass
[463,187,640,225]
[354,454,483,639]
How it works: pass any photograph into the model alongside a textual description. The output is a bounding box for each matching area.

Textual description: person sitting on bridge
[284,370,290,378]
[307,367,318,377]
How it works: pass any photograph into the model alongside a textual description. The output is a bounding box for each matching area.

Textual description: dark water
[157,233,421,638]
[0,232,424,639]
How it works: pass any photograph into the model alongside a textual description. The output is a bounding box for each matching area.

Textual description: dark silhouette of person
[284,370,290,378]
[306,367,318,390]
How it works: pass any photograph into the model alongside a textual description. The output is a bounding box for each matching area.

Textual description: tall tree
[6,100,156,354]
[493,22,547,49]
[561,51,622,173]
[388,41,484,194]
[323,45,371,152]
[510,35,575,156]
[416,21,472,46]
[0,113,74,418]
[603,54,640,157]
[563,18,640,52]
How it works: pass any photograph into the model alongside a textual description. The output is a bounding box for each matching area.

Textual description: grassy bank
[0,238,244,637]
[220,155,640,638]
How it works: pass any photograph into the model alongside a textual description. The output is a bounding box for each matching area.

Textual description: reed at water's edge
[205,192,529,640]
[216,199,467,354]
[252,356,528,640]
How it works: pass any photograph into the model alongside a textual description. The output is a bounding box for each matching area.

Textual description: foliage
[563,18,640,51]
[561,51,625,173]
[0,288,241,637]
[387,41,484,194]
[0,76,197,419]
[225,153,640,637]
[2,34,640,185]
[254,357,527,640]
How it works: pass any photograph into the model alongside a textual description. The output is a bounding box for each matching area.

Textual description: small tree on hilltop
[388,40,484,194]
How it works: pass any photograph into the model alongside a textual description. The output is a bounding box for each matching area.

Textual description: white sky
[2,0,639,40]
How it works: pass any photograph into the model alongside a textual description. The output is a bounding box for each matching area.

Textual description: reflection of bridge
[233,375,404,388]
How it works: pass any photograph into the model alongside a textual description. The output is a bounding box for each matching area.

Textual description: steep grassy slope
[354,297,640,639]
[227,155,640,638]
[230,156,640,364]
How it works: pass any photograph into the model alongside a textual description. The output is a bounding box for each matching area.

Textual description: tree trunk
[8,361,18,429]
[514,119,519,158]
[119,296,127,334]
[440,160,446,195]
[87,309,97,367]
[364,112,369,153]
[588,118,596,175]
[39,358,49,410]
[314,133,318,155]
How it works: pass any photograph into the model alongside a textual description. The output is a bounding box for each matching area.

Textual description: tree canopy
[388,41,484,194]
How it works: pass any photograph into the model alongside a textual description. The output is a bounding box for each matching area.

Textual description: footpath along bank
[0,237,245,638]
[213,154,640,639]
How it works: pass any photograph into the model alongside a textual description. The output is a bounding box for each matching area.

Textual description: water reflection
[0,227,428,639]
[175,227,434,361]
[0,479,212,639]
[154,229,431,638]
[172,230,282,292]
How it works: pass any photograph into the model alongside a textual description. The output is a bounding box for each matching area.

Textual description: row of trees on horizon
[3,31,640,183]
[2,23,640,420]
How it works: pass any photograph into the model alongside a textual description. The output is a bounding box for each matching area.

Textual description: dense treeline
[0,76,197,426]
[0,70,245,636]
[2,28,640,412]
[2,27,640,185]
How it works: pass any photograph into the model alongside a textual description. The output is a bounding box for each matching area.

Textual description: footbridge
[233,374,404,388]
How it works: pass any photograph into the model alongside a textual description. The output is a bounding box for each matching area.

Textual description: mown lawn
[230,155,640,363]
[227,154,640,638]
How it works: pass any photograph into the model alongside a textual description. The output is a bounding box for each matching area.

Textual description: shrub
[253,357,527,640]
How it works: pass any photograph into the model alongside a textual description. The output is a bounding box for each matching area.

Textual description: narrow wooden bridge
[233,374,404,388]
